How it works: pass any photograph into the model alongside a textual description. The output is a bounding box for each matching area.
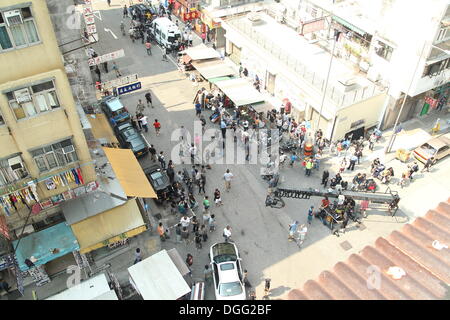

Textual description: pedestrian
[123,5,128,18]
[223,169,233,191]
[314,151,322,170]
[189,143,197,164]
[339,158,347,173]
[140,114,148,132]
[157,222,167,241]
[102,61,108,73]
[175,223,182,243]
[398,172,408,188]
[200,224,208,242]
[243,270,251,287]
[198,175,206,194]
[149,144,156,161]
[307,206,314,225]
[112,62,122,77]
[322,170,329,187]
[355,148,363,164]
[202,209,210,225]
[264,279,271,296]
[204,265,213,284]
[191,215,199,233]
[208,214,216,232]
[341,211,349,234]
[162,46,169,62]
[289,152,298,167]
[137,99,145,114]
[409,161,419,180]
[195,102,202,117]
[421,157,435,172]
[194,232,202,250]
[201,32,206,43]
[288,220,299,241]
[186,254,193,274]
[181,226,190,245]
[107,0,111,6]
[145,39,152,55]
[305,159,313,176]
[158,151,166,169]
[167,165,175,183]
[213,188,222,206]
[134,248,142,264]
[223,225,232,242]
[188,33,193,46]
[145,91,153,108]
[369,133,377,151]
[348,154,357,171]
[94,66,101,82]
[203,196,210,213]
[153,119,161,135]
[239,63,243,77]
[298,224,307,245]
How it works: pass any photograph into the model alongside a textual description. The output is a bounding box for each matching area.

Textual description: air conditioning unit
[63,145,75,154]
[14,88,32,103]
[4,10,23,27]
[8,156,23,169]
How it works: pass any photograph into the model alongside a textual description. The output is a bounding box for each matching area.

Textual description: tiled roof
[287,198,450,300]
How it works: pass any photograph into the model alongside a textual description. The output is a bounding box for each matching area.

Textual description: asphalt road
[88,0,450,300]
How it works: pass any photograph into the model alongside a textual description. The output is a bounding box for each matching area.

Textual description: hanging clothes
[72,169,80,185]
[29,185,39,202]
[76,168,84,185]
[9,194,17,211]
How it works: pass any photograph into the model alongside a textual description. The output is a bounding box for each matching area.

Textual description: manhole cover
[358,223,367,231]
[340,241,352,251]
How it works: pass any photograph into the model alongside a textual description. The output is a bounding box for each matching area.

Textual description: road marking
[142,133,151,148]
[155,44,178,66]
[104,28,118,39]
[93,10,102,21]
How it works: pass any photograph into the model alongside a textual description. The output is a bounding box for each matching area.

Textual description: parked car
[209,242,246,300]
[101,96,130,126]
[413,133,450,164]
[114,122,149,157]
[130,3,156,22]
[143,164,171,204]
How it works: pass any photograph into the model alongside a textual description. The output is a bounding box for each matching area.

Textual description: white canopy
[192,59,237,79]
[46,273,118,300]
[215,78,265,106]
[183,43,221,61]
[128,249,191,300]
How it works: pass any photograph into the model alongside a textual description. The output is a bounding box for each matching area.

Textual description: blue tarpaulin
[13,222,80,271]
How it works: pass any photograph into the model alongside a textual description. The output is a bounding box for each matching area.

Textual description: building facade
[0,0,96,236]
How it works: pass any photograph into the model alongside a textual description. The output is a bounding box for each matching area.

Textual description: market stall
[46,273,118,300]
[128,249,191,300]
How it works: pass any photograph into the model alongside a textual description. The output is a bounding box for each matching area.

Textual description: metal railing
[228,19,382,109]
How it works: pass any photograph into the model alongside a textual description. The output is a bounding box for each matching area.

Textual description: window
[436,26,449,42]
[30,139,78,173]
[0,155,29,187]
[6,80,60,120]
[0,7,40,51]
[423,58,450,77]
[374,40,394,61]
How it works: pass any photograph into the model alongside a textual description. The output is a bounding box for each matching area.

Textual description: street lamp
[385,42,449,153]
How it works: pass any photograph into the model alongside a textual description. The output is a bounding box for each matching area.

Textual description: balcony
[0,156,30,192]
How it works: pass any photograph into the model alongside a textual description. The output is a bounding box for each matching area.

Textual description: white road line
[93,10,102,21]
[104,28,118,39]
[155,43,178,67]
[142,133,151,148]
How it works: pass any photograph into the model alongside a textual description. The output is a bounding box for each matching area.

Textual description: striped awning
[332,16,366,36]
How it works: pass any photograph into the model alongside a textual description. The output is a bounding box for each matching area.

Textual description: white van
[150,17,181,51]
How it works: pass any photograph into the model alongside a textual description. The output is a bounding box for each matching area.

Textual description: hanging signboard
[183,10,199,21]
[118,82,142,95]
[0,215,10,240]
[424,96,438,108]
[88,49,125,66]
[299,18,325,35]
[102,73,139,90]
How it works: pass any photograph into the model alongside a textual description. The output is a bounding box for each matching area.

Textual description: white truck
[150,17,181,51]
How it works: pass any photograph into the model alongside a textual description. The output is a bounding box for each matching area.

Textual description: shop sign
[102,73,138,90]
[350,119,365,129]
[424,96,438,108]
[183,10,199,21]
[0,215,10,240]
[39,199,53,210]
[118,82,142,95]
[88,49,125,66]
[300,18,325,35]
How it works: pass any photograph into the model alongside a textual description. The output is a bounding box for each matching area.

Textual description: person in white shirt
[279,152,288,168]
[140,115,148,132]
[223,169,233,191]
[180,215,191,228]
[223,225,232,242]
[188,33,193,46]
[298,224,307,245]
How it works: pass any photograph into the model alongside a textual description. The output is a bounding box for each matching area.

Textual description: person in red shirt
[321,196,330,210]
[153,119,161,136]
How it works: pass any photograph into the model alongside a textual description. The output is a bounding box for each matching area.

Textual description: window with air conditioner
[374,40,394,61]
[30,139,78,173]
[0,7,40,51]
[6,80,60,120]
[0,155,29,186]
[436,26,449,42]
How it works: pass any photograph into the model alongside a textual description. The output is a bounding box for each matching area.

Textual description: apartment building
[0,0,96,236]
[277,0,450,129]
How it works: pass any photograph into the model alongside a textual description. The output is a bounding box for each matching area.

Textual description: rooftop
[287,198,450,300]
